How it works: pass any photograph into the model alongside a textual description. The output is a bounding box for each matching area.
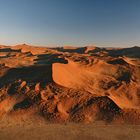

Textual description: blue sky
[0,0,140,47]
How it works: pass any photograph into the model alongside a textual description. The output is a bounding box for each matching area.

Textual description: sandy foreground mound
[0,44,140,125]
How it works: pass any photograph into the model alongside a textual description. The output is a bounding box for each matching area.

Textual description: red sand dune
[0,44,140,124]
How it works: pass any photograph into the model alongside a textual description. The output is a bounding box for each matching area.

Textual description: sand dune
[53,57,140,109]
[0,45,140,125]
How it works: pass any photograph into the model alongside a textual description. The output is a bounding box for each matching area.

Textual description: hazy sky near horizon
[0,0,140,47]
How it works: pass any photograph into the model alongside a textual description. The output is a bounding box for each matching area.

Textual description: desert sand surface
[1,119,140,140]
[0,44,140,139]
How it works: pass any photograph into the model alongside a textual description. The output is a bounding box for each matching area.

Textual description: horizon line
[0,43,139,48]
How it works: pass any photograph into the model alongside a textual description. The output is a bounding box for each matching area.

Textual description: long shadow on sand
[0,53,68,88]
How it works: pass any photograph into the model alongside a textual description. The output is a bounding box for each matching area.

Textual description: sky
[0,0,140,47]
